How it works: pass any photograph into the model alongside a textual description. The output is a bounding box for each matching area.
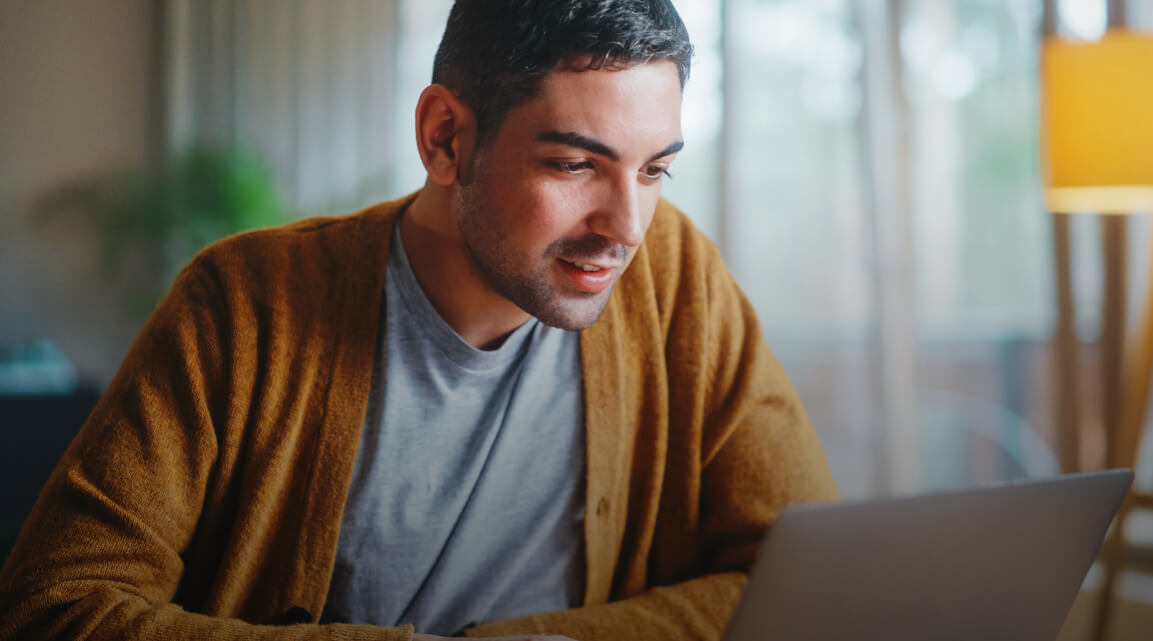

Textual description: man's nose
[590,175,645,248]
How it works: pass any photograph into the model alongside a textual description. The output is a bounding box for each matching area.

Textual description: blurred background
[1,0,1152,638]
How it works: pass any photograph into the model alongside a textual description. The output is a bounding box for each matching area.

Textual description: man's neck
[400,187,532,350]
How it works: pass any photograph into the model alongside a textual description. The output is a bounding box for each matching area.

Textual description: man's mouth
[560,258,611,272]
[557,258,619,293]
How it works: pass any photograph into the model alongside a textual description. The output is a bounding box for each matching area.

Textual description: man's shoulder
[631,198,724,286]
[604,197,736,337]
[644,198,721,261]
[160,195,411,323]
[199,196,408,267]
[183,195,412,289]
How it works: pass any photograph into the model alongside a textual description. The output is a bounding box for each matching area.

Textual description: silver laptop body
[723,469,1133,641]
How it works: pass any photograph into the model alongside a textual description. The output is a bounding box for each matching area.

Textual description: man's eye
[642,166,672,180]
[551,160,594,174]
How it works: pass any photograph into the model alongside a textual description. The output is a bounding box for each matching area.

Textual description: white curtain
[702,0,1063,496]
[164,0,402,214]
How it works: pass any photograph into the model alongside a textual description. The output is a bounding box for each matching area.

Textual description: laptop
[722,469,1133,641]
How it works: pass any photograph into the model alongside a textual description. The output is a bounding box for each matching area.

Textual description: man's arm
[0,258,410,641]
[461,573,746,640]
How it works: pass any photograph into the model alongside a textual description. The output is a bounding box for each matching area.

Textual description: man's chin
[526,290,613,331]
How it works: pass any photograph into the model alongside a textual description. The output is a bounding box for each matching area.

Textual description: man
[0,1,837,640]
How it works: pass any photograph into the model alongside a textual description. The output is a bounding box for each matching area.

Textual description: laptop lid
[722,469,1133,641]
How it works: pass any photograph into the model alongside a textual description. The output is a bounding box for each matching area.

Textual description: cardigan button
[596,496,609,516]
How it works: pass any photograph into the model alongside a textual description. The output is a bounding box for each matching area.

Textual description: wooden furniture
[0,386,101,563]
[1090,236,1153,641]
[1040,6,1153,639]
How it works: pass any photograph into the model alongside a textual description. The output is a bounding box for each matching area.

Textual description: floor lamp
[1040,26,1153,641]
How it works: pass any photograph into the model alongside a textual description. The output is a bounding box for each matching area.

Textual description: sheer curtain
[167,0,1079,499]
[686,0,1059,497]
[164,0,402,214]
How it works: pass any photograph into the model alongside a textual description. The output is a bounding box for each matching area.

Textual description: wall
[0,0,161,386]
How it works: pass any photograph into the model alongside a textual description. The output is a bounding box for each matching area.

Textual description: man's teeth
[565,260,602,272]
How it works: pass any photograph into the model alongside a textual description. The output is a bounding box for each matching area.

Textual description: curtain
[695,0,1064,496]
[164,0,402,214]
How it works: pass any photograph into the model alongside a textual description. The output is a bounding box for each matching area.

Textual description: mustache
[550,235,628,261]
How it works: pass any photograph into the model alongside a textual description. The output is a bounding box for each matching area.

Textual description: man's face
[455,60,683,330]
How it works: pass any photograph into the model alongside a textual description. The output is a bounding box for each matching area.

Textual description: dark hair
[432,0,693,143]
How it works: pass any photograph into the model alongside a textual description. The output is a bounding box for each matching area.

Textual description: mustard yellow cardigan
[0,195,837,640]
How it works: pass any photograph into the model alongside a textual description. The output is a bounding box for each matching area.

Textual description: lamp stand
[1053,214,1081,473]
[1093,220,1153,641]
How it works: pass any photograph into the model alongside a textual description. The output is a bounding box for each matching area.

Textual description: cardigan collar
[285,192,634,615]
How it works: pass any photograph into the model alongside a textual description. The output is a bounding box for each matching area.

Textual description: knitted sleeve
[0,258,410,641]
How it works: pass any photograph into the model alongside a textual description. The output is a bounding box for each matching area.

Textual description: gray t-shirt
[322,223,586,635]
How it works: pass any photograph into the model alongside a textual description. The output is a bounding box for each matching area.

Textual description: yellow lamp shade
[1041,29,1153,214]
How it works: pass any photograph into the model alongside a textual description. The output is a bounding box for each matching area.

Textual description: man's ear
[414,84,477,187]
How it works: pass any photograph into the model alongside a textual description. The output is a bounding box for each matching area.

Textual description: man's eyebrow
[537,131,620,161]
[536,131,686,164]
[649,140,684,162]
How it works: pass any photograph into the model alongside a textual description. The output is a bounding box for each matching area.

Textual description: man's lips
[557,258,619,293]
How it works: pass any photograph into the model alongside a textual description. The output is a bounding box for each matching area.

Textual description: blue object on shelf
[0,339,78,396]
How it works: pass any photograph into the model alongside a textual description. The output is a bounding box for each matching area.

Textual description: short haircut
[432,0,693,144]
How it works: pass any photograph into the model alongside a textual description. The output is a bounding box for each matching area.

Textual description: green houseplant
[39,146,289,318]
